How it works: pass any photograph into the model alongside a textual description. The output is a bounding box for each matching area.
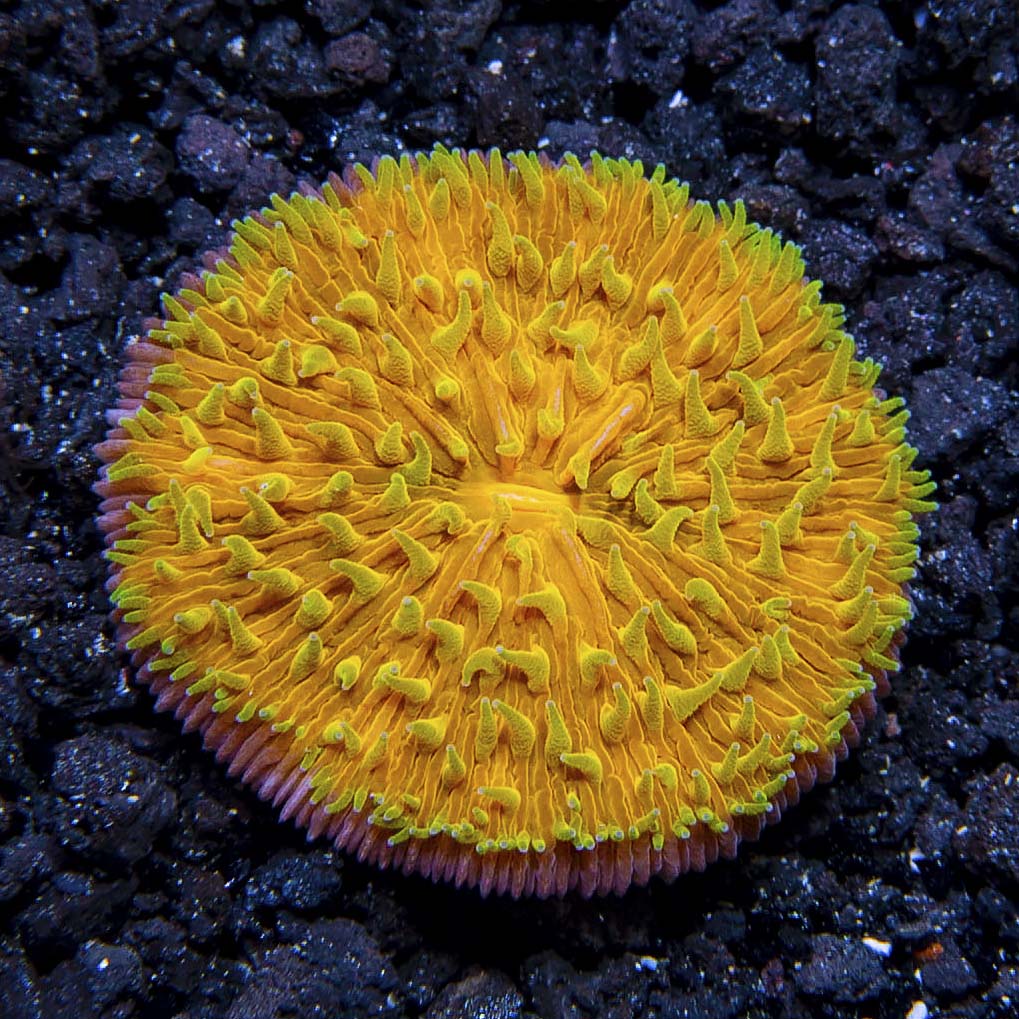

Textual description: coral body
[95,147,934,897]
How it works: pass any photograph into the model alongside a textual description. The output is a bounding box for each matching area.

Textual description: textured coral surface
[97,150,930,897]
[1,0,1017,1015]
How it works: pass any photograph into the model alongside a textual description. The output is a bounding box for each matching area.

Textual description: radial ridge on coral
[95,146,934,898]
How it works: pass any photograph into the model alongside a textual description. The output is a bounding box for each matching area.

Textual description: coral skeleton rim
[95,145,934,898]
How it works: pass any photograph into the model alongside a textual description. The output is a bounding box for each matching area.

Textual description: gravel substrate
[1,2,1017,1017]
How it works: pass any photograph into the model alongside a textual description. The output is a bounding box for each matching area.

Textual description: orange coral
[95,147,934,897]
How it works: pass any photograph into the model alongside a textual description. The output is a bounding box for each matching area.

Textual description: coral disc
[95,147,935,898]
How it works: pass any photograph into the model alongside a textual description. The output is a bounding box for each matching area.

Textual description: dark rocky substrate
[1,1,1017,1017]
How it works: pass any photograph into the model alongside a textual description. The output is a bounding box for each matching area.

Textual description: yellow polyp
[706,457,738,524]
[771,240,802,293]
[375,230,402,305]
[642,505,694,553]
[390,528,437,580]
[578,642,616,694]
[374,420,405,466]
[174,606,211,634]
[480,282,512,353]
[843,595,884,644]
[617,317,657,381]
[422,619,462,664]
[431,289,472,357]
[651,601,697,655]
[714,238,738,291]
[180,446,213,475]
[549,319,597,350]
[732,295,764,368]
[753,635,783,680]
[792,467,832,514]
[757,397,794,462]
[666,672,722,723]
[406,714,448,752]
[255,267,292,325]
[179,416,206,450]
[289,632,323,680]
[776,501,804,546]
[329,557,386,601]
[809,412,839,477]
[379,333,414,386]
[135,405,167,437]
[600,544,635,604]
[836,585,874,625]
[618,605,651,660]
[313,315,363,355]
[820,333,854,400]
[710,422,744,476]
[683,324,718,368]
[332,655,361,691]
[747,520,786,580]
[223,604,263,655]
[316,511,361,554]
[307,421,359,460]
[711,742,740,784]
[719,648,757,693]
[509,349,536,401]
[644,337,682,407]
[271,222,296,272]
[149,362,192,388]
[549,240,577,297]
[849,407,875,446]
[514,234,543,290]
[560,750,603,784]
[239,487,284,536]
[684,370,719,438]
[337,367,381,409]
[656,288,688,346]
[296,589,332,629]
[533,702,571,774]
[259,338,297,388]
[496,645,549,693]
[648,179,669,241]
[455,268,483,307]
[476,784,522,814]
[526,300,565,349]
[460,580,502,628]
[390,595,423,636]
[730,695,756,740]
[725,370,767,427]
[248,568,301,598]
[634,479,664,525]
[220,535,264,577]
[337,289,379,328]
[874,454,902,501]
[599,683,632,743]
[251,407,294,460]
[411,273,444,313]
[175,504,208,554]
[516,584,566,625]
[378,473,410,512]
[484,201,514,277]
[489,699,535,759]
[434,376,460,403]
[572,345,608,401]
[226,376,260,409]
[601,256,632,308]
[685,576,724,618]
[698,505,731,566]
[635,677,664,737]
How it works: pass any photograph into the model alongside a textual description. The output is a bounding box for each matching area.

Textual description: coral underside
[95,148,933,896]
